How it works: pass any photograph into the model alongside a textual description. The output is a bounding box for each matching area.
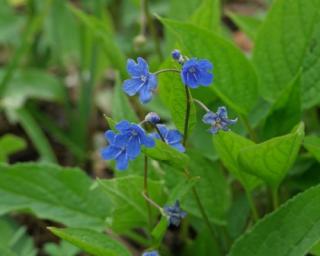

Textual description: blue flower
[163,201,187,227]
[202,106,237,134]
[115,120,155,158]
[151,125,185,152]
[123,57,157,104]
[145,112,160,124]
[100,130,134,170]
[181,58,213,88]
[142,251,159,256]
[100,120,155,171]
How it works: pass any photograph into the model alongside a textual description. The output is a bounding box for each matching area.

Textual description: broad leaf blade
[230,184,320,256]
[191,0,220,32]
[0,163,110,230]
[49,228,131,256]
[98,176,166,232]
[239,123,305,188]
[253,0,320,108]
[304,135,320,162]
[0,134,26,162]
[213,131,262,192]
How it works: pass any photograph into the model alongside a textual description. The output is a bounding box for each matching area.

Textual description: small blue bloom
[100,131,134,170]
[202,106,238,134]
[123,57,157,104]
[181,58,213,88]
[115,120,155,158]
[142,251,159,256]
[151,125,185,152]
[145,112,161,124]
[172,49,181,60]
[163,201,187,227]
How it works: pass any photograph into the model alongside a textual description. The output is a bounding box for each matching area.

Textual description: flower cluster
[163,200,187,227]
[101,121,155,170]
[123,50,213,104]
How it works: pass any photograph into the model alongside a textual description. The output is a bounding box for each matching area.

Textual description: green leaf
[0,134,26,162]
[239,123,305,188]
[44,241,79,256]
[227,12,263,40]
[98,176,166,232]
[1,69,66,110]
[49,228,131,256]
[161,18,258,115]
[112,72,139,123]
[253,0,320,108]
[191,0,220,32]
[143,140,190,169]
[213,131,262,192]
[229,184,320,256]
[182,151,231,224]
[0,163,111,230]
[304,136,320,162]
[261,73,301,139]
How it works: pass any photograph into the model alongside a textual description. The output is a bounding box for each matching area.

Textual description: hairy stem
[153,124,166,142]
[154,68,181,75]
[193,98,210,112]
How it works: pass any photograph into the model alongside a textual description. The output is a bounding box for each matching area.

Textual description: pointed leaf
[49,228,131,256]
[0,134,26,162]
[239,123,305,188]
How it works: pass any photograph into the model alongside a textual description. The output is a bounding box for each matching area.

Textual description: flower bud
[145,112,160,124]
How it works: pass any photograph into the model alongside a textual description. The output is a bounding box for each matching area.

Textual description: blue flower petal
[139,86,153,104]
[137,57,149,75]
[116,120,131,132]
[127,59,141,76]
[198,59,213,70]
[123,78,144,96]
[127,136,141,158]
[115,152,129,170]
[104,130,115,144]
[202,112,217,124]
[141,134,155,148]
[209,126,219,134]
[147,74,157,90]
[217,106,227,118]
[198,70,213,86]
[156,125,169,138]
[166,130,183,144]
[171,142,185,152]
[101,146,120,160]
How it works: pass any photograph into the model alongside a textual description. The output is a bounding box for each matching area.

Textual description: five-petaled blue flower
[123,57,157,104]
[163,201,187,227]
[142,251,159,256]
[151,125,185,152]
[202,106,237,134]
[100,120,155,171]
[181,58,213,88]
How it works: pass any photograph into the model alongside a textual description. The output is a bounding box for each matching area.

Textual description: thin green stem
[271,187,279,210]
[245,190,259,222]
[240,115,257,142]
[183,86,191,146]
[153,68,181,75]
[144,155,153,231]
[193,98,210,112]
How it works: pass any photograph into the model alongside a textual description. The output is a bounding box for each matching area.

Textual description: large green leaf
[183,153,231,224]
[229,184,320,256]
[261,73,301,139]
[213,131,262,192]
[253,0,320,108]
[49,228,131,256]
[0,134,26,162]
[1,69,66,110]
[0,163,110,230]
[161,18,258,115]
[98,176,166,232]
[191,0,220,32]
[304,135,320,162]
[239,123,305,188]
